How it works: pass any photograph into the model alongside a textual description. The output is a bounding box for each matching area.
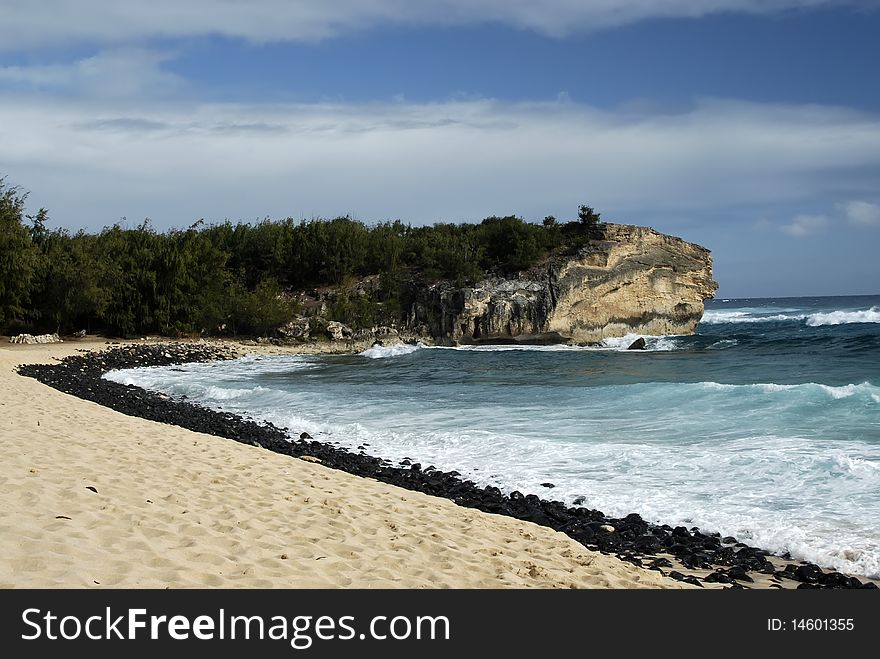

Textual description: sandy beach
[0,340,691,589]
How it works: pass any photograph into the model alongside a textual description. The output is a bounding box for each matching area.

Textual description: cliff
[406,224,717,344]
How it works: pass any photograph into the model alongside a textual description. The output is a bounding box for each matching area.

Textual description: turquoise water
[107,295,880,577]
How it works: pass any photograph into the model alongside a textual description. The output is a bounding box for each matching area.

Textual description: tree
[476,216,543,275]
[97,223,161,336]
[28,207,50,245]
[543,215,557,228]
[577,205,601,227]
[228,276,296,337]
[0,178,39,331]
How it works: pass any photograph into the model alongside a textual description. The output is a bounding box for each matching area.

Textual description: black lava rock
[703,571,732,584]
[668,571,703,587]
[726,565,754,583]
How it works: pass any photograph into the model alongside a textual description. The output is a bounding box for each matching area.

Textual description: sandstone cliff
[406,224,717,344]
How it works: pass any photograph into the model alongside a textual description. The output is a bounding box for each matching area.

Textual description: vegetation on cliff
[0,176,604,337]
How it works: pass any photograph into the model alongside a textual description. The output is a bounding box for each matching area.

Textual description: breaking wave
[702,306,880,327]
[359,343,422,359]
[806,307,880,326]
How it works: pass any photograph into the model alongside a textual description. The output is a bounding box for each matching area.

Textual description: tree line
[1,176,603,337]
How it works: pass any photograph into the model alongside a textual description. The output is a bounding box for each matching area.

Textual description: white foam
[699,381,735,390]
[818,383,860,399]
[429,343,585,352]
[708,339,739,349]
[806,307,880,326]
[649,336,683,352]
[834,454,880,476]
[703,305,880,327]
[797,382,876,400]
[105,368,269,402]
[755,383,797,393]
[359,343,422,359]
[201,385,264,401]
[700,310,805,324]
[593,333,683,351]
[698,381,879,400]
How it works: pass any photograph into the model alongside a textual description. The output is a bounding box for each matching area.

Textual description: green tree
[476,216,543,274]
[63,233,111,333]
[97,222,161,336]
[0,178,39,331]
[577,205,601,227]
[228,276,296,336]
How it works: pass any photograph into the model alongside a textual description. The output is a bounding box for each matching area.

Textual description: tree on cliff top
[577,204,601,227]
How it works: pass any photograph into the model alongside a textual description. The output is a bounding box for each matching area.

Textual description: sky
[2,1,879,297]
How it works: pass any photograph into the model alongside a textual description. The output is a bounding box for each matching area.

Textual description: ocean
[106,295,880,578]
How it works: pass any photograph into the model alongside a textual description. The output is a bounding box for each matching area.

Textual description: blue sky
[1,0,879,297]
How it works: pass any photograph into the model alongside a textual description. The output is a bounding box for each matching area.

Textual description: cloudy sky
[2,1,879,297]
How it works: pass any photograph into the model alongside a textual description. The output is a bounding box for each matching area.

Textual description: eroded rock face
[278,317,310,340]
[408,224,717,344]
[325,321,353,341]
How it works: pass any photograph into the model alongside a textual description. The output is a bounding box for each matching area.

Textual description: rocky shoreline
[16,343,877,589]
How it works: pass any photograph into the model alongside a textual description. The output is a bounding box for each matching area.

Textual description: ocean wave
[200,385,266,401]
[697,381,879,400]
[360,343,422,359]
[104,368,269,401]
[707,339,739,349]
[700,310,805,324]
[806,307,880,326]
[834,454,880,476]
[817,383,871,399]
[702,305,880,327]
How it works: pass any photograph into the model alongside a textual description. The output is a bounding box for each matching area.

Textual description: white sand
[0,341,689,588]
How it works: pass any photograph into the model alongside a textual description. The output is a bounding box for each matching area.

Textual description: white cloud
[0,49,183,99]
[780,214,829,237]
[0,1,871,49]
[2,94,879,231]
[840,200,880,226]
